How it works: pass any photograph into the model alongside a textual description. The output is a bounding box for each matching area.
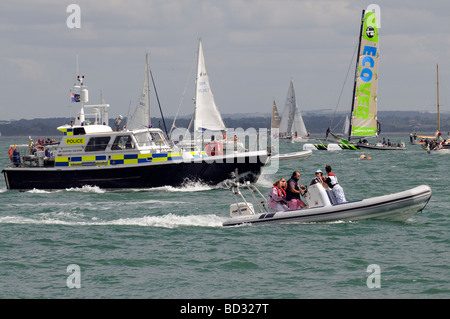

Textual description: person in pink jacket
[268,179,289,212]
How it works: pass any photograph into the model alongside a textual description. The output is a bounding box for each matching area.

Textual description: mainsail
[271,99,281,131]
[127,54,151,130]
[348,9,379,140]
[279,80,307,138]
[193,40,226,139]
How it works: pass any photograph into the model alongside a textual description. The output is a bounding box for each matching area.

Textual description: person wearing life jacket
[285,171,307,210]
[205,135,223,156]
[324,165,346,203]
[268,179,288,212]
[12,144,21,166]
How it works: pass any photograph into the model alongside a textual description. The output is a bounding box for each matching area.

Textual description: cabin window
[73,127,86,135]
[150,132,165,147]
[85,136,110,152]
[134,132,152,147]
[111,135,135,151]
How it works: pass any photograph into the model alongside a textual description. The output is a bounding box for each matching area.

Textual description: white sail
[193,40,226,139]
[291,104,307,138]
[279,80,307,138]
[127,54,151,130]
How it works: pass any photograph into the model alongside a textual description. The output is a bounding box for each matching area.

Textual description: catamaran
[324,7,405,151]
[2,60,269,190]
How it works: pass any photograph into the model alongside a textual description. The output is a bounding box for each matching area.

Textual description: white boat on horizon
[271,149,312,161]
[279,80,309,143]
[223,182,432,227]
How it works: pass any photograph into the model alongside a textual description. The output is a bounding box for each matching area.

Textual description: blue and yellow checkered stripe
[191,151,207,158]
[54,152,185,167]
[58,128,74,136]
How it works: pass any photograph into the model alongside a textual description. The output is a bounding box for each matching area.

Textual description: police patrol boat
[2,75,269,190]
[223,182,431,226]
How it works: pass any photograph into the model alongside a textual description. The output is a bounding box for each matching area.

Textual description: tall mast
[348,10,365,140]
[146,53,151,126]
[437,64,440,133]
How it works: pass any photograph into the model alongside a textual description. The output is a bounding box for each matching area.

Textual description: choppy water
[0,135,448,299]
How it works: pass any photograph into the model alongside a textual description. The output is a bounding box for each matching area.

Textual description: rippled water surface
[0,136,448,299]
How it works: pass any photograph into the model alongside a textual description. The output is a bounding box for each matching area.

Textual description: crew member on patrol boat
[12,144,21,166]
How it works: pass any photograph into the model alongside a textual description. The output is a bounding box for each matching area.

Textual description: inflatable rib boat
[223,182,432,227]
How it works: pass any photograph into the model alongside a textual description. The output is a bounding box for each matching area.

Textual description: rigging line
[149,64,168,137]
[170,54,196,138]
[330,41,358,130]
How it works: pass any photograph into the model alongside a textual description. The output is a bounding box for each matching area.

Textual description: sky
[1,0,449,121]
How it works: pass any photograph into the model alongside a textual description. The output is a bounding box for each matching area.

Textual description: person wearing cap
[324,165,346,203]
[285,171,307,210]
[310,169,326,186]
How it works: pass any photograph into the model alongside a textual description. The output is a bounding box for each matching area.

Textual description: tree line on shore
[1,111,448,137]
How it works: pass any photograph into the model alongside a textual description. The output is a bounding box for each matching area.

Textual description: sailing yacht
[193,40,226,138]
[279,80,309,143]
[269,98,312,161]
[270,99,281,139]
[424,64,450,154]
[177,39,245,154]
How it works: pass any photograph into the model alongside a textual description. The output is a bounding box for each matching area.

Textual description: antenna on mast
[76,54,79,77]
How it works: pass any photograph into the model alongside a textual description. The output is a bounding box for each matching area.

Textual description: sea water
[0,135,448,299]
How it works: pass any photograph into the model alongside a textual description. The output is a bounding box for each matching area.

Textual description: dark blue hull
[3,153,268,190]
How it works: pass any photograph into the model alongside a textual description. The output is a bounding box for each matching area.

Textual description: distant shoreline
[0,110,448,137]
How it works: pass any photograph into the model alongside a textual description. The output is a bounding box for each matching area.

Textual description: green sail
[350,10,379,139]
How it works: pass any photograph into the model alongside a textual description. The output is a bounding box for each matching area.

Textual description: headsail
[193,40,226,138]
[348,9,379,140]
[127,54,151,130]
